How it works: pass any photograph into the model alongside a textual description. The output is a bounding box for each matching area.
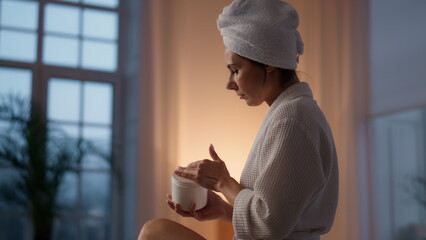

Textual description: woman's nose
[226,80,238,90]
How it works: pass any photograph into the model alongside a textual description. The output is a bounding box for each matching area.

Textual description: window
[0,0,121,239]
[371,108,426,239]
[369,0,426,238]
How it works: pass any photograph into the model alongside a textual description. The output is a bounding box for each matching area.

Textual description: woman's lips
[238,94,245,99]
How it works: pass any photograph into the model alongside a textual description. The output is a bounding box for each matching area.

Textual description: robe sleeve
[232,119,326,239]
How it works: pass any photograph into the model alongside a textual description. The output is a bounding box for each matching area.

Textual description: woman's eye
[232,70,239,75]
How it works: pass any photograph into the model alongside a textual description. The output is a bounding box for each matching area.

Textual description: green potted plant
[0,95,111,240]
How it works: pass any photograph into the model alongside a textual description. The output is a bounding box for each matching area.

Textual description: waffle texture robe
[232,82,338,240]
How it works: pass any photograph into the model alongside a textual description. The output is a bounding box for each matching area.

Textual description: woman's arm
[231,120,326,239]
[215,175,244,206]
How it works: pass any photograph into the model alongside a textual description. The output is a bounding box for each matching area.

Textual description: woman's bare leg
[138,218,206,240]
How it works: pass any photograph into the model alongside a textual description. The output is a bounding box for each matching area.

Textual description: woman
[138,0,338,239]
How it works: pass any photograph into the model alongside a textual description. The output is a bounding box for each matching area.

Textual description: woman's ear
[265,65,277,73]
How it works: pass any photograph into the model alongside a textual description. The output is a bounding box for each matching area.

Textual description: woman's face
[224,49,266,106]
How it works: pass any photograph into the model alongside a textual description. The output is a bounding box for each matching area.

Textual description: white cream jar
[171,173,207,211]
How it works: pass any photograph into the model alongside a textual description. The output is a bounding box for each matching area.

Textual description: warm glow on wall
[176,94,268,181]
[163,0,270,183]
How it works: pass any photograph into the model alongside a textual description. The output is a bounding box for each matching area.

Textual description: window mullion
[45,0,116,12]
[34,0,47,121]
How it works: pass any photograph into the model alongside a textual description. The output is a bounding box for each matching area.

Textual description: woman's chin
[245,99,262,107]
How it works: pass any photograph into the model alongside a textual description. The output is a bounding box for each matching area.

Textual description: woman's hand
[174,144,231,191]
[167,190,233,222]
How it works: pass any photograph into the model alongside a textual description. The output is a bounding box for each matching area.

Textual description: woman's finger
[189,202,196,216]
[209,144,222,161]
[189,203,205,221]
[175,204,193,217]
[166,199,175,210]
[175,203,185,215]
[168,198,197,218]
[187,160,204,168]
[174,167,198,180]
[166,194,175,209]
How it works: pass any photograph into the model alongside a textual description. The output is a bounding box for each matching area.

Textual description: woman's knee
[138,218,174,240]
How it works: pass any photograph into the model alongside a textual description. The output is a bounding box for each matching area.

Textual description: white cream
[171,173,207,211]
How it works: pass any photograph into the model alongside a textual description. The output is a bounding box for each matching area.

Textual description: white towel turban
[217,0,304,70]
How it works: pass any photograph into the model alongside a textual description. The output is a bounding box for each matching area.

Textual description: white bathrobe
[232,82,338,240]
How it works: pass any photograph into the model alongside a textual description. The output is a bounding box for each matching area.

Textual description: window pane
[82,40,117,71]
[48,122,80,154]
[46,123,81,169]
[0,30,37,62]
[82,126,111,170]
[45,3,80,36]
[0,120,9,134]
[52,218,78,240]
[0,67,32,102]
[83,82,113,124]
[49,123,80,139]
[0,0,39,30]
[48,79,81,122]
[81,218,109,240]
[83,0,118,8]
[0,168,26,211]
[0,217,26,239]
[55,172,78,213]
[83,9,118,40]
[43,35,79,67]
[81,172,110,217]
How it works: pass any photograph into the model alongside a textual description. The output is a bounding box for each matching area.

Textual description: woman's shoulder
[268,96,330,136]
[273,95,320,120]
